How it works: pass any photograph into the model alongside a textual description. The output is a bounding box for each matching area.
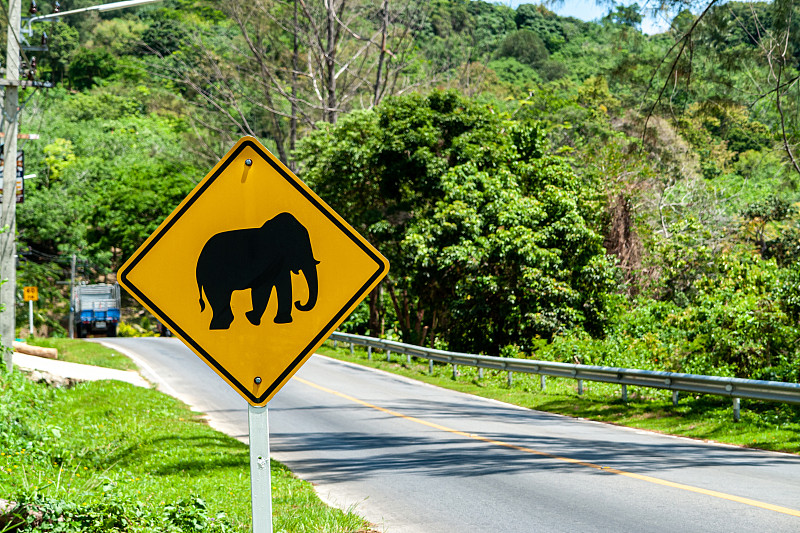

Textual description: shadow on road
[270,397,800,484]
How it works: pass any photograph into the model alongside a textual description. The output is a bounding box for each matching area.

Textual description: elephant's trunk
[295,260,319,312]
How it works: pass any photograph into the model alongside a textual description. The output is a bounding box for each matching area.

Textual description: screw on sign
[117,136,388,533]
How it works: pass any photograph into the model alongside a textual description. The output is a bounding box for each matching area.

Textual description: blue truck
[74,283,121,338]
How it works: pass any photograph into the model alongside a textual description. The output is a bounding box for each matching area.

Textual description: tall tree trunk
[324,1,340,123]
[290,0,299,170]
[372,0,389,107]
[368,282,383,337]
[254,32,289,163]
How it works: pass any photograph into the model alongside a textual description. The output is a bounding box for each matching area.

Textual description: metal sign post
[248,405,272,533]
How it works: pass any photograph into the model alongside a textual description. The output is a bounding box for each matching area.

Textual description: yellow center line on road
[295,376,800,518]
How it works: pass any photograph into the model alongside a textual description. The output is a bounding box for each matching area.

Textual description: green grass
[24,337,138,371]
[0,369,373,532]
[318,341,800,455]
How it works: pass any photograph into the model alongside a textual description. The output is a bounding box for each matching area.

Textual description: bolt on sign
[118,136,389,406]
[23,286,37,302]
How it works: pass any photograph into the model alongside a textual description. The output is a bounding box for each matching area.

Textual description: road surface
[99,337,800,532]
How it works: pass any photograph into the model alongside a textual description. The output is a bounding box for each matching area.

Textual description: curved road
[99,337,800,532]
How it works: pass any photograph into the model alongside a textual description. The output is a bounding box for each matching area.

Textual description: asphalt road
[99,337,800,532]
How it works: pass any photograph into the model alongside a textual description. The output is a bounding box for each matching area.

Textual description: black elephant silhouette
[196,212,319,330]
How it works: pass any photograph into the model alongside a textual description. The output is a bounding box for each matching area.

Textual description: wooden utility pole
[2,0,20,372]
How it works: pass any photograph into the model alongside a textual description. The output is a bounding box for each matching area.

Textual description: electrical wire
[21,246,93,270]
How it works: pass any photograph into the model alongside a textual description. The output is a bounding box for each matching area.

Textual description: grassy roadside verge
[317,342,800,455]
[1,368,372,532]
[24,337,138,371]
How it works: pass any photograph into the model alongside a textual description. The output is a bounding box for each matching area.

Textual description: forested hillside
[12,0,800,382]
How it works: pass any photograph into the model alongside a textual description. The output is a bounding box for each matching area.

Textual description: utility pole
[2,0,20,372]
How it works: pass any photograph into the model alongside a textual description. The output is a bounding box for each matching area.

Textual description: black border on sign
[119,140,387,404]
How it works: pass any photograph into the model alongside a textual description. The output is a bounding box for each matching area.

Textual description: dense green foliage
[297,90,616,353]
[8,0,800,381]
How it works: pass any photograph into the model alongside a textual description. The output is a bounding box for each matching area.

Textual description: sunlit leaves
[298,90,617,353]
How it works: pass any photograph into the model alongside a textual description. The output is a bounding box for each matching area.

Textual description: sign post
[248,405,271,532]
[117,136,389,531]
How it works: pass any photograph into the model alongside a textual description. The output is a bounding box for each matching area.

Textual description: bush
[68,48,118,90]
[538,252,800,381]
[4,493,233,532]
[496,29,549,68]
[116,321,154,337]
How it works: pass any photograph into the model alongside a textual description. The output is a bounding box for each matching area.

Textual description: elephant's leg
[274,270,293,324]
[245,284,272,326]
[206,286,235,330]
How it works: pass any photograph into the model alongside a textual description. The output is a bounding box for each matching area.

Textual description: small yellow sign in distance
[23,286,38,302]
[117,136,389,406]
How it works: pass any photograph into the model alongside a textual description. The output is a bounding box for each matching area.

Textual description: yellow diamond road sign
[118,136,389,406]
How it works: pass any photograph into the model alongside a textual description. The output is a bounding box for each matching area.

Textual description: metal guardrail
[328,331,800,420]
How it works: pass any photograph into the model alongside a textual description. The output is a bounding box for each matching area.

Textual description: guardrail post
[507,371,513,387]
[577,379,584,395]
[478,367,483,379]
[429,359,433,374]
[621,384,627,402]
[733,398,740,422]
[540,375,546,391]
[407,354,411,364]
[350,343,354,355]
[452,364,458,379]
[672,391,679,406]
[368,346,372,361]
[387,349,391,362]
[333,340,337,349]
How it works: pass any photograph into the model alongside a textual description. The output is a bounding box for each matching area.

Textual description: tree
[68,48,117,90]
[148,0,428,167]
[496,29,548,68]
[18,88,200,275]
[641,1,800,176]
[741,195,795,257]
[514,4,582,53]
[606,4,643,28]
[39,22,79,84]
[297,90,617,353]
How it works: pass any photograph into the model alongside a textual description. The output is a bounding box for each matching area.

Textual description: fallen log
[13,341,58,360]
